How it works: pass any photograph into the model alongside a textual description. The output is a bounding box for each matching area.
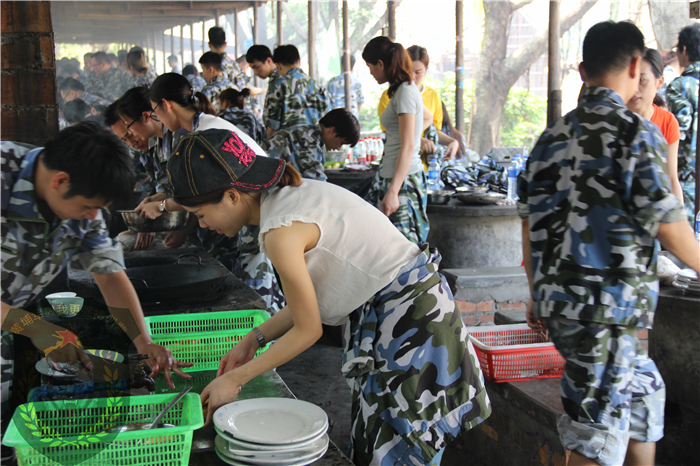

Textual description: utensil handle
[127,277,150,288]
[176,253,202,267]
[150,386,192,428]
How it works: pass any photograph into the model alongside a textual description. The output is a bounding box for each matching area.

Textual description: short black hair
[273,45,300,66]
[107,53,118,63]
[63,64,80,78]
[199,51,223,71]
[129,46,144,54]
[168,54,178,63]
[208,26,226,48]
[92,51,111,65]
[581,21,644,80]
[678,23,700,62]
[236,55,247,65]
[246,45,272,64]
[63,99,91,124]
[118,50,127,64]
[118,86,151,121]
[103,101,121,127]
[58,77,85,94]
[182,64,197,76]
[83,52,93,60]
[41,122,135,205]
[319,109,361,147]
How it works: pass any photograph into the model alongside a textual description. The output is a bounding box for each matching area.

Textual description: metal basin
[456,192,506,205]
[118,210,191,233]
[427,190,455,205]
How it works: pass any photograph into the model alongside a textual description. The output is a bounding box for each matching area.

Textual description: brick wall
[1,1,58,144]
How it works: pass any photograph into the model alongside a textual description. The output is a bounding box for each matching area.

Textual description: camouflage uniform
[262,124,327,181]
[263,67,329,131]
[343,246,491,465]
[517,86,686,466]
[1,142,125,417]
[201,74,233,112]
[218,107,266,145]
[185,74,207,93]
[666,61,698,221]
[131,68,158,89]
[327,74,364,119]
[365,171,430,244]
[221,54,247,92]
[86,68,130,103]
[79,91,110,108]
[151,128,181,193]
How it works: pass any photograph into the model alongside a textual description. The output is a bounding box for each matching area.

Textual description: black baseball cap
[167,129,286,198]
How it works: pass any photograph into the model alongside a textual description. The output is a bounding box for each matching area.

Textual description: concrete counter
[427,199,522,269]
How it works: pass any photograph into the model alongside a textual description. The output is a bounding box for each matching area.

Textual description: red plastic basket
[467,324,565,383]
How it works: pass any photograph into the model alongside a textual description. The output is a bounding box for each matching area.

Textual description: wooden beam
[308,1,315,79]
[455,0,464,133]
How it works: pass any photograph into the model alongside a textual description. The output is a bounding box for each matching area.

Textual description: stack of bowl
[673,269,700,296]
[213,398,329,465]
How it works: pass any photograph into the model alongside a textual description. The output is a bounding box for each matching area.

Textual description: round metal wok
[125,254,229,302]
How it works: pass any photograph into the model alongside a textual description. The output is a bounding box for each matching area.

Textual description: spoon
[148,386,192,429]
[104,386,192,433]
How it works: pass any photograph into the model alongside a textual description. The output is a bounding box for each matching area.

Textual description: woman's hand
[201,371,244,426]
[133,232,156,250]
[525,298,548,341]
[217,333,259,377]
[444,139,459,160]
[135,201,163,220]
[381,189,400,217]
[420,137,436,155]
[136,340,193,389]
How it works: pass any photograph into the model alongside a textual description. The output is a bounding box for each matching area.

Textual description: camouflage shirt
[264,67,329,131]
[201,74,233,112]
[218,107,266,145]
[1,142,125,308]
[130,68,158,89]
[151,127,182,193]
[86,67,130,103]
[327,74,364,118]
[185,74,207,93]
[262,124,327,181]
[517,86,687,328]
[666,61,698,182]
[221,54,247,92]
[80,92,110,108]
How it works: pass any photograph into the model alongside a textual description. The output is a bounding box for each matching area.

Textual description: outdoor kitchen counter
[426,199,523,269]
[187,369,353,465]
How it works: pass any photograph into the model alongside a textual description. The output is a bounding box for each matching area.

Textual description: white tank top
[258,180,421,325]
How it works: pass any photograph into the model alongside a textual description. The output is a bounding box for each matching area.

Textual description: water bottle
[696,210,700,242]
[507,155,520,202]
[428,158,440,190]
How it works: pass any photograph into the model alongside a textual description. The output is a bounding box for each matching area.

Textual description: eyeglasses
[149,101,161,120]
[124,115,140,133]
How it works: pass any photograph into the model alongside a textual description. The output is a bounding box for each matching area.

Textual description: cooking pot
[126,254,229,302]
[118,210,191,233]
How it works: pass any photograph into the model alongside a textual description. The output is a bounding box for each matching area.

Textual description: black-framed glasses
[149,101,161,120]
[124,115,140,133]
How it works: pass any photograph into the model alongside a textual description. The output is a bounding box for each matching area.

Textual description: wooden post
[163,31,168,73]
[455,1,464,133]
[308,1,315,79]
[202,21,206,53]
[547,0,562,126]
[387,1,396,41]
[190,23,195,66]
[234,9,239,56]
[253,3,259,44]
[179,25,184,70]
[277,0,283,46]
[343,1,351,113]
[215,9,220,27]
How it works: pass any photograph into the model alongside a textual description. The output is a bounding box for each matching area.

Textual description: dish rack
[3,393,203,466]
[145,310,271,373]
[467,324,565,383]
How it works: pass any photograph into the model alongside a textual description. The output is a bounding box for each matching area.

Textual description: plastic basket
[467,324,565,383]
[144,310,270,373]
[3,392,203,466]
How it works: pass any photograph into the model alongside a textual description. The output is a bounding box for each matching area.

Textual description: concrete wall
[1,1,58,144]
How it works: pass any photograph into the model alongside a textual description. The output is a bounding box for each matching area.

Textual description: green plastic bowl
[46,297,84,317]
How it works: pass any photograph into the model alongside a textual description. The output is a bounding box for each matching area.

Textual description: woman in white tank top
[165,128,491,466]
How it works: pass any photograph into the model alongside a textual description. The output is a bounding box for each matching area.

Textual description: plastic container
[506,154,520,202]
[695,210,700,242]
[467,324,565,383]
[144,310,270,373]
[3,392,203,466]
[428,158,440,190]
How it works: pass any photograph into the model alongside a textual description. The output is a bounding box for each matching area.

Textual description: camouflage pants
[342,247,491,466]
[365,171,430,244]
[545,316,665,466]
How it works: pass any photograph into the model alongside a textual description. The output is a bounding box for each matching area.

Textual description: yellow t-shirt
[378,85,443,133]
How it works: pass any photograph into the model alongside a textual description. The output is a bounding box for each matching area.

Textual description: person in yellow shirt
[378,45,458,166]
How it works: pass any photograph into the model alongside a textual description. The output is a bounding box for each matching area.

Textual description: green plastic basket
[3,392,203,466]
[144,310,270,373]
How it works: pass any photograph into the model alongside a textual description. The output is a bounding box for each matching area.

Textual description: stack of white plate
[673,269,700,296]
[213,398,329,465]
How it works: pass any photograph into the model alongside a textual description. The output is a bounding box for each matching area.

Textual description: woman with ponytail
[362,36,433,244]
[218,88,266,145]
[166,129,490,466]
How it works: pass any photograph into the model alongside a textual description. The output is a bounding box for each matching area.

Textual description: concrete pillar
[1,1,58,144]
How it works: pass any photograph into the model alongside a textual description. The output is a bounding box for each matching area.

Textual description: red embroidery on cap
[221,132,255,167]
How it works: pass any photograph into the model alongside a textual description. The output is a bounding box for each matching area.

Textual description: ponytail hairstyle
[219,88,251,110]
[126,50,149,74]
[117,86,152,121]
[362,36,413,98]
[150,73,216,116]
[642,48,667,108]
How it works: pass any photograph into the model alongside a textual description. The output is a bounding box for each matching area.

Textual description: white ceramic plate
[45,292,77,298]
[215,425,327,452]
[215,440,328,466]
[673,279,700,295]
[214,398,328,445]
[215,434,328,464]
[678,268,698,280]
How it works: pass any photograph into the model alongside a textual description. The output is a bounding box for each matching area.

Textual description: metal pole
[190,23,195,66]
[343,1,351,113]
[277,0,283,46]
[215,10,220,27]
[169,29,174,72]
[308,1,315,79]
[253,4,259,44]
[202,21,207,53]
[234,9,239,56]
[180,25,185,70]
[455,1,464,133]
[163,31,167,73]
[547,1,562,126]
[387,1,396,41]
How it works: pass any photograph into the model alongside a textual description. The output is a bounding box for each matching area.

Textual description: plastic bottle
[356,139,366,164]
[696,210,700,242]
[506,154,520,202]
[428,158,440,190]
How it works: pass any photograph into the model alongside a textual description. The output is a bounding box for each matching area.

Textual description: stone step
[443,266,530,303]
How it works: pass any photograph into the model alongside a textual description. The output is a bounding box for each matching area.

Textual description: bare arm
[383,113,416,216]
[266,127,276,138]
[665,141,685,205]
[422,104,433,132]
[436,129,459,160]
[657,220,700,278]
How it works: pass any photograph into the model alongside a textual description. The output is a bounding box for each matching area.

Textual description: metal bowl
[455,185,488,194]
[427,190,455,205]
[456,192,506,205]
[118,210,192,233]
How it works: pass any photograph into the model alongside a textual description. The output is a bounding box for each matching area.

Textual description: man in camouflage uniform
[519,21,700,466]
[326,55,364,119]
[666,23,699,222]
[262,109,360,181]
[208,26,247,92]
[59,78,110,109]
[183,64,207,92]
[264,45,329,138]
[246,45,280,120]
[199,52,233,112]
[86,52,130,103]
